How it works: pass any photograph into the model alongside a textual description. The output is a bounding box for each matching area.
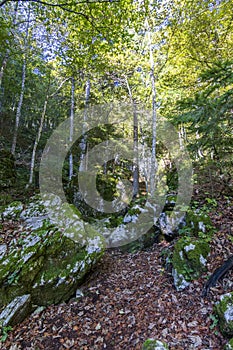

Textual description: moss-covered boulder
[215,293,233,337]
[0,149,16,189]
[142,339,169,350]
[172,237,210,291]
[0,222,104,308]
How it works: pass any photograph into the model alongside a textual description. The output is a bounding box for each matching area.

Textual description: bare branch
[0,0,119,8]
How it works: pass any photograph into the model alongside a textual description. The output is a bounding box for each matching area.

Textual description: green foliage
[0,323,12,343]
[209,313,219,330]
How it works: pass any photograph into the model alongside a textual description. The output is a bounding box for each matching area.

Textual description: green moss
[181,207,215,240]
[225,338,233,350]
[214,293,233,337]
[142,339,169,350]
[1,201,23,220]
[0,223,104,307]
[172,237,210,288]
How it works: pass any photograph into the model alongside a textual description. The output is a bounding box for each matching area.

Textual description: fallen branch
[202,255,233,297]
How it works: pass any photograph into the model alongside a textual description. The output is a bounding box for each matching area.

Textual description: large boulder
[0,196,105,309]
[215,292,233,337]
[172,237,210,291]
[0,222,104,307]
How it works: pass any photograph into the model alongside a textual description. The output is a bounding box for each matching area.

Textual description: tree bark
[0,2,18,91]
[79,78,90,172]
[11,4,30,155]
[147,26,157,197]
[28,97,48,185]
[28,77,69,186]
[69,77,75,180]
[125,75,139,198]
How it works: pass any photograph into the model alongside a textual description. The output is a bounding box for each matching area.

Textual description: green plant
[0,324,13,342]
[209,313,219,330]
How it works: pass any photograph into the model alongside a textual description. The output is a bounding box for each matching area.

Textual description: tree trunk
[28,97,48,185]
[11,4,30,155]
[148,28,157,197]
[0,2,18,90]
[69,77,75,180]
[79,78,90,172]
[27,77,69,186]
[125,75,139,198]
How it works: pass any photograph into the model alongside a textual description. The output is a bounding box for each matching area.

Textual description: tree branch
[0,0,119,8]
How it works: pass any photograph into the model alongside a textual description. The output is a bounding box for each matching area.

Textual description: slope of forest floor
[1,190,233,350]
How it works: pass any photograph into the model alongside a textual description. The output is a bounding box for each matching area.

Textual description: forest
[0,0,232,349]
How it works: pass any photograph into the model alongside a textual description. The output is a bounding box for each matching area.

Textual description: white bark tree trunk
[28,97,48,185]
[148,28,157,197]
[69,77,75,180]
[11,4,30,155]
[28,77,69,186]
[125,75,139,198]
[79,78,91,172]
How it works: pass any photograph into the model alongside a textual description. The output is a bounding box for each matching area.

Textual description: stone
[215,292,233,337]
[184,208,213,236]
[0,221,104,308]
[142,339,169,350]
[1,201,23,221]
[172,237,210,291]
[0,294,31,327]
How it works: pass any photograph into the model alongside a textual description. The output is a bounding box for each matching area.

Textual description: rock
[184,208,213,236]
[0,221,104,308]
[215,292,233,337]
[172,237,210,291]
[0,244,7,259]
[225,338,233,350]
[1,201,23,220]
[142,339,169,350]
[0,294,31,327]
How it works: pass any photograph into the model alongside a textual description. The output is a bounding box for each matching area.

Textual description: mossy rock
[0,222,104,308]
[142,339,169,350]
[184,208,213,237]
[215,293,233,337]
[1,201,24,220]
[172,237,210,291]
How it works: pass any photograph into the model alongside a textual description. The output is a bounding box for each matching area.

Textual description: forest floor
[1,188,233,350]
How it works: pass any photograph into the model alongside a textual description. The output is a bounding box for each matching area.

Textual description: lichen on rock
[172,237,210,291]
[215,292,233,337]
[0,221,104,308]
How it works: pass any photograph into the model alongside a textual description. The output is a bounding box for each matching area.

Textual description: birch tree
[125,75,139,198]
[11,3,30,155]
[69,77,75,181]
[28,76,70,186]
[79,78,91,172]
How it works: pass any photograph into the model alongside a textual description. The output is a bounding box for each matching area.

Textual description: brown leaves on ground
[1,195,232,350]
